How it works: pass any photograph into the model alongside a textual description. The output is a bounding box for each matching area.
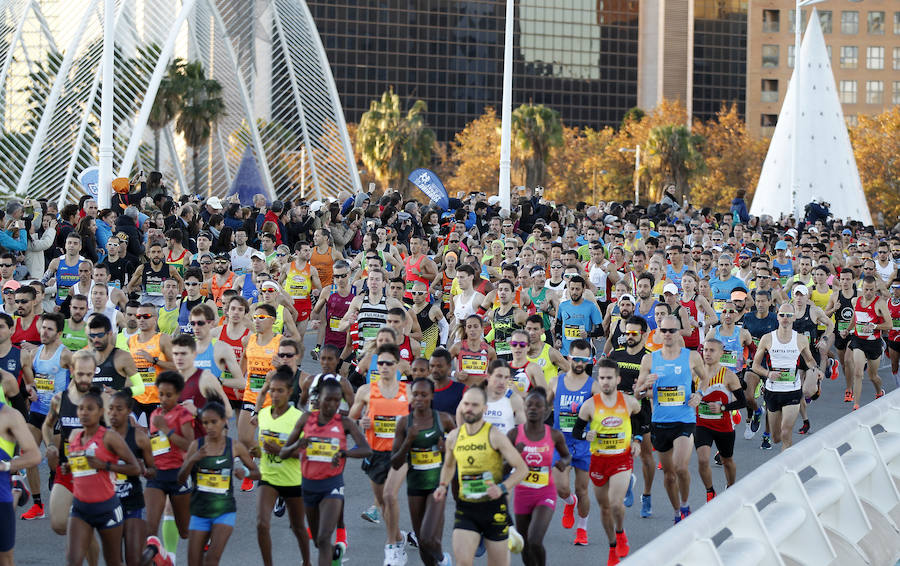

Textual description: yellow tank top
[284,261,312,300]
[454,422,503,502]
[130,333,164,404]
[527,343,558,385]
[589,392,631,455]
[810,287,833,330]
[243,334,282,406]
[158,305,179,335]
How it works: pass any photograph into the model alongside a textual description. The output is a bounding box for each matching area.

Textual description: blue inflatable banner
[78,166,100,197]
[408,168,449,211]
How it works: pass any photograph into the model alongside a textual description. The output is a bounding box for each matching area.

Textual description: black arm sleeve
[571,417,590,441]
[723,387,747,412]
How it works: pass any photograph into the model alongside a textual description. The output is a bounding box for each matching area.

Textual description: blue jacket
[730,197,750,223]
[96,218,114,250]
[0,229,27,251]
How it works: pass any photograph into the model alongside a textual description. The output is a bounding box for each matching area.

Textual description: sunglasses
[0,263,13,268]
[200,261,212,265]
[449,239,460,244]
[333,273,348,279]
[722,309,737,314]
[277,352,296,358]
[571,356,592,363]
[510,340,528,348]
[376,360,396,366]
[136,314,153,320]
[189,320,209,326]
[658,328,679,334]
[87,331,108,340]
[777,313,794,318]
[253,314,273,320]
[14,299,30,304]
[411,291,426,296]
[276,253,287,257]
[184,281,200,286]
[625,330,642,336]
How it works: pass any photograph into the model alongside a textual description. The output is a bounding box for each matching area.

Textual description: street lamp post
[98,0,115,209]
[791,0,826,222]
[619,145,641,205]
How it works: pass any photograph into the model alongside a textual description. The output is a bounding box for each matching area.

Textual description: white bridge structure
[625,391,900,566]
[0,0,360,204]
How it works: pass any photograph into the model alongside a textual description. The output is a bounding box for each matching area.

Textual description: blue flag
[408,168,449,211]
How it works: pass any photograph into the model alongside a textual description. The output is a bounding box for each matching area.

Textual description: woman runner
[390,378,457,566]
[65,386,141,566]
[108,391,156,566]
[508,387,571,566]
[178,402,259,566]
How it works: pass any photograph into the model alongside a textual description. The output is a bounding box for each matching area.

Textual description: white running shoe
[743,423,754,440]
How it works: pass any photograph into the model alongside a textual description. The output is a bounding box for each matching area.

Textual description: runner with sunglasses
[188,304,244,409]
[129,304,175,426]
[634,315,707,524]
[311,260,355,362]
[86,314,144,397]
[508,330,544,397]
[348,343,411,566]
[175,269,213,335]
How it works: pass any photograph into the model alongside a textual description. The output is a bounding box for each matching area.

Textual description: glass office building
[306,0,640,142]
[692,0,749,121]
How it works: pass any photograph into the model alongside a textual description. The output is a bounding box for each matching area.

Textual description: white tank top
[453,290,478,323]
[875,260,894,283]
[484,391,516,434]
[765,330,801,392]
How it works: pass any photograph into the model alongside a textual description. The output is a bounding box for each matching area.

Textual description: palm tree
[174,60,225,194]
[356,87,435,194]
[511,103,563,188]
[645,124,705,203]
[148,58,185,171]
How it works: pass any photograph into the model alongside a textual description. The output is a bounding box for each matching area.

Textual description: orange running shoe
[574,528,589,546]
[561,494,577,529]
[615,531,630,557]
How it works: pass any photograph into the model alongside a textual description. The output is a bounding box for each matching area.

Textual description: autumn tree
[512,103,564,188]
[691,104,767,210]
[850,106,900,223]
[445,107,502,195]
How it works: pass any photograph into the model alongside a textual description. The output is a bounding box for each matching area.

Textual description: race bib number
[139,370,156,385]
[460,356,487,374]
[249,374,266,393]
[372,415,397,439]
[559,411,577,433]
[460,472,491,500]
[698,402,720,419]
[146,282,162,295]
[892,319,900,330]
[306,437,340,462]
[361,326,379,341]
[856,323,873,337]
[656,386,685,406]
[150,433,171,456]
[564,325,583,339]
[410,447,442,470]
[259,430,286,450]
[774,368,796,382]
[329,317,341,331]
[521,466,550,488]
[594,432,627,454]
[68,453,96,477]
[33,374,54,392]
[719,351,738,367]
[495,341,511,356]
[713,300,726,313]
[837,321,850,332]
[196,469,230,494]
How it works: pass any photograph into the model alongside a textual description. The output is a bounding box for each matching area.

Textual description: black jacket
[114,216,145,262]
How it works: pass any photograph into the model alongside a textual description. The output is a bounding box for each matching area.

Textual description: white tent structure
[750,8,871,225]
[0,0,360,204]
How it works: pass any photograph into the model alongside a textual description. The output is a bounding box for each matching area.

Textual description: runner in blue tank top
[548,339,600,542]
[707,302,753,377]
[635,315,706,524]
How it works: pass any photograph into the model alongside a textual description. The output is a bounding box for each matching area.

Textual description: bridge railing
[624,392,900,566]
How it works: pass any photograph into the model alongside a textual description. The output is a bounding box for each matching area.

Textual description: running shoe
[508,526,525,553]
[760,435,772,450]
[361,505,381,524]
[640,494,652,518]
[615,531,630,557]
[623,473,635,508]
[438,552,453,566]
[750,408,763,434]
[798,421,810,435]
[844,389,853,402]
[383,543,403,566]
[332,542,346,566]
[680,505,691,520]
[336,527,348,549]
[240,477,256,492]
[404,530,418,549]
[311,345,321,360]
[573,528,589,546]
[11,475,29,507]
[714,452,722,466]
[561,494,577,529]
[20,502,44,520]
[144,536,173,566]
[853,403,860,411]
[876,389,886,399]
[273,496,286,517]
[706,490,716,502]
[828,358,838,380]
[607,547,620,566]
[743,423,754,440]
[810,380,821,401]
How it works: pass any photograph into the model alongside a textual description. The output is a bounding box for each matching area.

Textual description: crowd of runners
[0,184,895,566]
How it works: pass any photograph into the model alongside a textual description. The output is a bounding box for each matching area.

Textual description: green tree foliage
[511,103,563,188]
[173,61,226,194]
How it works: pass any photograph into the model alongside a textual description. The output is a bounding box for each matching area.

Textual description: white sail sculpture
[0,0,360,203]
[750,8,871,225]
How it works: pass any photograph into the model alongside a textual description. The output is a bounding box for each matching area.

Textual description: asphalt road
[10,340,897,565]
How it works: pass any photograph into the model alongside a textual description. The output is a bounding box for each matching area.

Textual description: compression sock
[162,515,179,554]
[32,493,41,506]
[563,494,576,505]
[576,515,589,530]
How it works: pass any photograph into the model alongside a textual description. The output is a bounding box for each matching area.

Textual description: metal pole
[98,0,115,209]
[634,144,641,205]
[498,0,514,212]
[790,0,801,222]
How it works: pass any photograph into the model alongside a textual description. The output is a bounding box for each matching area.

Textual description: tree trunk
[153,128,160,171]
[193,147,200,194]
